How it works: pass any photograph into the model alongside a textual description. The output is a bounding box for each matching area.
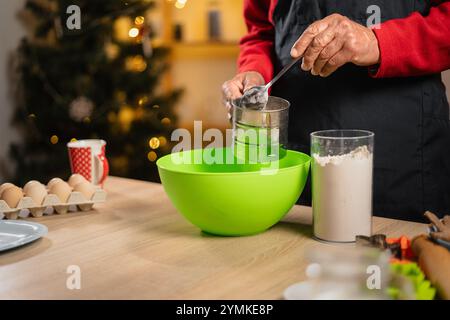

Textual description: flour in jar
[312,145,373,242]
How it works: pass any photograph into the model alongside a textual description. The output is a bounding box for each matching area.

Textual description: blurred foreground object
[284,245,391,300]
[389,263,436,300]
[412,235,450,299]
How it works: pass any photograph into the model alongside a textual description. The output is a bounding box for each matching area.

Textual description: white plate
[0,220,48,252]
[284,281,383,300]
[283,281,316,300]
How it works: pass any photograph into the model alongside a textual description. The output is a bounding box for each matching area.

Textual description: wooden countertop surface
[0,176,426,299]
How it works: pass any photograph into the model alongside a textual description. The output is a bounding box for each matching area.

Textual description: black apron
[271,0,450,222]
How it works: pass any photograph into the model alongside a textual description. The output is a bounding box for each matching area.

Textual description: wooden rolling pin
[411,235,450,300]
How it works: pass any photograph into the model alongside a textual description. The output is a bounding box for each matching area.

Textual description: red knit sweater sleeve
[372,1,450,78]
[237,0,275,83]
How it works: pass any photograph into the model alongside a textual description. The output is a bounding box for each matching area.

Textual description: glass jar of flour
[311,130,374,242]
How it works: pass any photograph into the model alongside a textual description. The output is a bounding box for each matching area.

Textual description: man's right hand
[221,71,265,119]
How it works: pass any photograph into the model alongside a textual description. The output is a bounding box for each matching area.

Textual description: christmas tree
[10,0,182,184]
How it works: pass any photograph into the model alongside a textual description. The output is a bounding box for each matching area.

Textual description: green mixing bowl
[157,148,310,236]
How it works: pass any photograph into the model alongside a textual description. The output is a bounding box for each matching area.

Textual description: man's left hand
[291,14,380,77]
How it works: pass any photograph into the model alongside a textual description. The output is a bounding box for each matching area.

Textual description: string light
[70,138,77,142]
[135,16,145,25]
[158,136,167,147]
[147,151,158,162]
[149,137,160,149]
[138,96,149,106]
[50,135,59,144]
[125,55,147,72]
[128,27,140,38]
[105,42,120,60]
[175,0,187,9]
[118,105,135,131]
[161,117,171,125]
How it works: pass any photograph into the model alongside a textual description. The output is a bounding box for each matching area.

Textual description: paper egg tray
[0,188,107,220]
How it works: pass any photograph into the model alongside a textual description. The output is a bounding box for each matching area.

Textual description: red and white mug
[67,139,109,186]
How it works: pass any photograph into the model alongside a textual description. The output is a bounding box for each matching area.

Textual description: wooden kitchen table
[0,177,427,300]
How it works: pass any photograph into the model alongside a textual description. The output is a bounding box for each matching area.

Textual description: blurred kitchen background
[0,0,448,184]
[0,0,245,183]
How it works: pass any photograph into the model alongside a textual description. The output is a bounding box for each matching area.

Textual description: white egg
[23,180,42,195]
[1,186,24,208]
[68,174,88,187]
[49,181,72,203]
[47,177,64,189]
[73,182,96,200]
[0,183,15,197]
[25,183,48,206]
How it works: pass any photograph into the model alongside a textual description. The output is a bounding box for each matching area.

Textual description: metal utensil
[237,56,302,110]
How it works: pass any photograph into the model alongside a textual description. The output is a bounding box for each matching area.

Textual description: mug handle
[94,154,109,185]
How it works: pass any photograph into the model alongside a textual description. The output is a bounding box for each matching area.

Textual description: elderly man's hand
[291,14,380,77]
[222,71,265,119]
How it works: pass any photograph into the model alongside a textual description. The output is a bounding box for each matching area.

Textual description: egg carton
[0,188,107,220]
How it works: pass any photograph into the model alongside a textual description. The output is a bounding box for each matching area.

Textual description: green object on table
[389,263,436,300]
[157,147,311,236]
